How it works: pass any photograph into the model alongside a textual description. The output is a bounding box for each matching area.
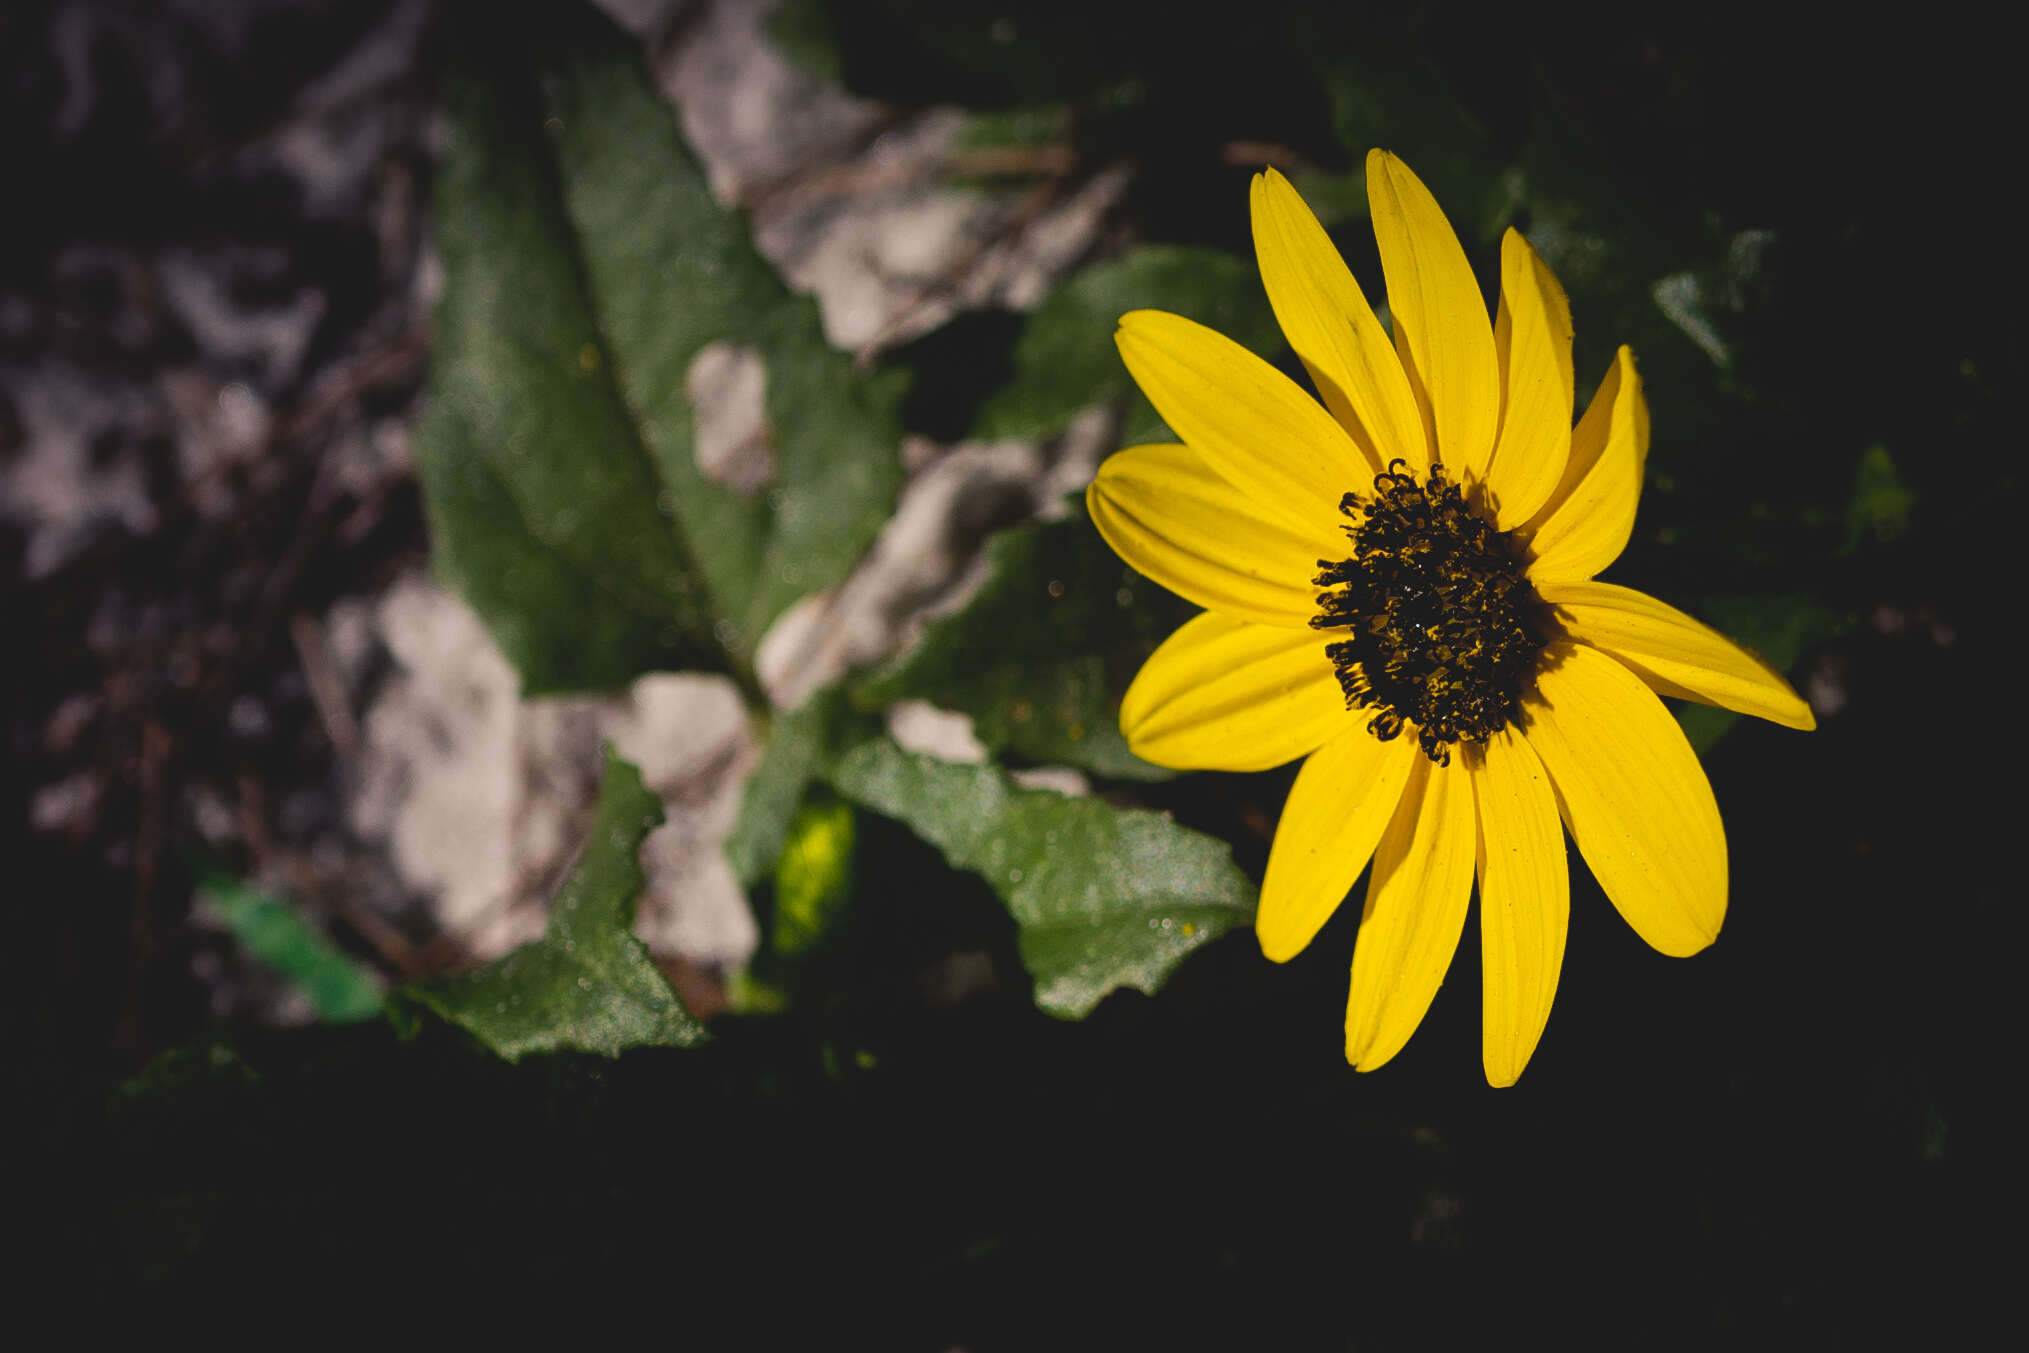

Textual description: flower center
[1311,460,1547,764]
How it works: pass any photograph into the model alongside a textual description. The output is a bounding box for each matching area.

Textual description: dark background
[7,0,2011,1342]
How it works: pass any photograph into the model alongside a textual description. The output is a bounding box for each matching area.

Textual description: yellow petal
[1365,150,1499,479]
[1344,750,1477,1071]
[1088,444,1337,629]
[1468,729,1568,1089]
[1120,612,1346,772]
[1485,229,1575,530]
[1257,725,1419,963]
[1392,315,1439,477]
[1116,310,1365,536]
[1538,580,1816,731]
[1522,346,1648,581]
[1519,643,1726,958]
[1249,169,1421,477]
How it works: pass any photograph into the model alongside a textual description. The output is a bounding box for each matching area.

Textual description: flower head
[1087,151,1814,1086]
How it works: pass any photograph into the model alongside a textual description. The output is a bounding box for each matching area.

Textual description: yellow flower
[1087,151,1814,1086]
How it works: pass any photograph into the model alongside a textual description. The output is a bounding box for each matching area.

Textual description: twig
[1219,139,1312,170]
[735,107,922,215]
[947,145,1079,179]
[289,610,361,763]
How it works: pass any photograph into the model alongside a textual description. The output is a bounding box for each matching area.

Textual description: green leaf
[1289,10,1502,233]
[110,1041,265,1284]
[417,5,900,694]
[958,105,1071,156]
[763,0,845,85]
[392,749,707,1061]
[828,737,1255,1017]
[1845,443,1915,553]
[199,876,385,1024]
[853,503,1190,780]
[1672,702,1737,759]
[722,687,876,888]
[771,795,858,960]
[116,1040,263,1119]
[1283,167,1373,229]
[968,245,1280,444]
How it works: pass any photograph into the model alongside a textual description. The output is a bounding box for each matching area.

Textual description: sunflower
[1087,151,1814,1086]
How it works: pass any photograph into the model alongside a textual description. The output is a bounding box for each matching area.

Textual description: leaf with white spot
[417,4,901,694]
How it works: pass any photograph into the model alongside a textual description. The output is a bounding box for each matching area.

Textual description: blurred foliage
[389,749,706,1060]
[770,794,859,961]
[731,789,886,1016]
[198,876,385,1024]
[1846,443,1915,554]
